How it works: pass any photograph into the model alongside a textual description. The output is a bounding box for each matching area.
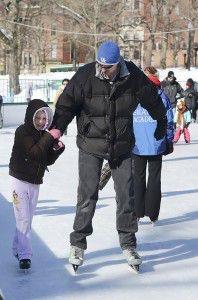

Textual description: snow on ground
[0,120,198,300]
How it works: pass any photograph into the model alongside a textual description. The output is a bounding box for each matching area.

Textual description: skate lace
[131,250,140,259]
[124,249,140,259]
[73,247,84,259]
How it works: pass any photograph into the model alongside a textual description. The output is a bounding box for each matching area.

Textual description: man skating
[51,41,167,272]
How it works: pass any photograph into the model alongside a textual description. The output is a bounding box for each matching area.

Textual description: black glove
[154,117,167,140]
[185,122,190,128]
[53,139,65,152]
[163,141,174,156]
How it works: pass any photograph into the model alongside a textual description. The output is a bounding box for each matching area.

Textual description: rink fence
[0,78,186,127]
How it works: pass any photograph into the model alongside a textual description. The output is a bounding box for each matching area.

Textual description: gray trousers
[70,149,138,250]
[0,110,3,129]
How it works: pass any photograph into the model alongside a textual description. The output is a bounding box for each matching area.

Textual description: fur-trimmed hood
[24,99,53,131]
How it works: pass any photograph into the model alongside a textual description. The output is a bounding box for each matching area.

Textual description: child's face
[34,110,47,130]
[177,100,185,110]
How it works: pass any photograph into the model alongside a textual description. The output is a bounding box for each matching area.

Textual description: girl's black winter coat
[9,100,64,184]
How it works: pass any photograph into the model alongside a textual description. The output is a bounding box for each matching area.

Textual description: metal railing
[0,78,63,103]
[0,78,188,104]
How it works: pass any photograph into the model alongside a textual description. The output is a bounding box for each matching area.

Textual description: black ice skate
[122,248,142,273]
[150,218,158,226]
[19,259,31,270]
[69,245,84,273]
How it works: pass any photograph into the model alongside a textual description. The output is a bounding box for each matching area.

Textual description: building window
[31,0,40,6]
[175,4,180,16]
[51,44,57,59]
[124,50,130,60]
[24,55,27,65]
[170,43,175,50]
[134,49,140,59]
[134,0,139,10]
[51,24,56,36]
[182,42,187,50]
[70,41,77,62]
[124,32,129,40]
[134,30,142,41]
[125,0,133,9]
[29,55,32,66]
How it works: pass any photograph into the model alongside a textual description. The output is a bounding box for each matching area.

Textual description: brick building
[120,0,198,68]
[1,0,197,74]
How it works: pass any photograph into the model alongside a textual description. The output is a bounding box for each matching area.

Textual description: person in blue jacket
[133,66,174,224]
[99,66,174,223]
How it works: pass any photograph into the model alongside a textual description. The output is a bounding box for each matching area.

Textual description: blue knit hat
[97,41,120,65]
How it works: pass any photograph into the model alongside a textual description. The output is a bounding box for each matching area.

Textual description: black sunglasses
[97,63,114,69]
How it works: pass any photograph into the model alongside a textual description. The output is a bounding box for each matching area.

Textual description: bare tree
[185,0,198,69]
[141,0,162,66]
[0,0,54,96]
[139,0,197,68]
[158,1,182,69]
[170,0,198,69]
[54,0,124,63]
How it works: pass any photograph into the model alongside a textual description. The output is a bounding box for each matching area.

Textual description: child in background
[9,99,65,270]
[183,78,198,122]
[53,78,70,107]
[173,98,191,143]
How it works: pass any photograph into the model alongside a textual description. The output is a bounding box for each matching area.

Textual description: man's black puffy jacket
[52,60,166,161]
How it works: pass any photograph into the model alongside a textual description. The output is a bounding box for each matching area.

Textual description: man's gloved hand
[53,140,65,151]
[48,128,61,140]
[163,141,174,156]
[52,140,65,156]
[154,117,167,140]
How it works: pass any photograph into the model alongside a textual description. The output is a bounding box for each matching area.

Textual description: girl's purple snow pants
[11,177,39,260]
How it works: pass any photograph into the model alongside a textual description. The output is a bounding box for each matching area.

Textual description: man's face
[97,63,119,80]
[168,76,174,82]
[186,83,192,88]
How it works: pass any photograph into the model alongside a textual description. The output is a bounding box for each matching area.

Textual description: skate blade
[151,221,158,226]
[72,264,79,273]
[130,265,140,274]
[14,254,19,261]
[19,268,30,274]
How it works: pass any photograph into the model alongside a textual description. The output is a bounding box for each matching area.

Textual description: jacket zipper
[34,131,42,184]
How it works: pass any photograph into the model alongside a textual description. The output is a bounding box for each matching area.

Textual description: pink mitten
[48,129,61,140]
